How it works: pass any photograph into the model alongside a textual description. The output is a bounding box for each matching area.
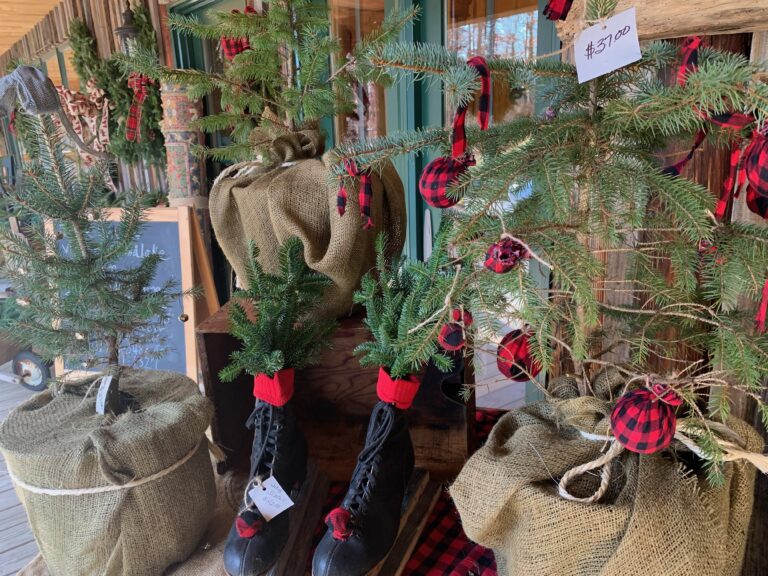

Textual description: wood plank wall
[0,0,169,195]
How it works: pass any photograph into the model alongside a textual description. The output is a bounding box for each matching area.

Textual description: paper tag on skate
[248,477,294,521]
[574,7,641,83]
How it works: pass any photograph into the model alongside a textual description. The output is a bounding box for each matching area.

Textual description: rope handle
[557,433,624,504]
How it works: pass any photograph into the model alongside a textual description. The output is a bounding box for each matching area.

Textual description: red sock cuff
[253,369,295,406]
[377,367,419,409]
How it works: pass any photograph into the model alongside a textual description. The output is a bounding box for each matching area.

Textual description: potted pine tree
[0,111,215,576]
[217,237,337,576]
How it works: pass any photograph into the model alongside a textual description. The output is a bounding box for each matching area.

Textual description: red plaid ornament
[221,6,257,60]
[419,56,490,209]
[337,158,374,229]
[497,330,541,382]
[484,235,527,274]
[438,309,473,352]
[126,72,150,143]
[543,0,574,21]
[610,384,682,454]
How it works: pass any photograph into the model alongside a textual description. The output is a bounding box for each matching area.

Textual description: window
[329,0,387,142]
[448,0,539,123]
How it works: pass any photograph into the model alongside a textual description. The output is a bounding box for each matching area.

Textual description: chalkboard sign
[53,206,217,380]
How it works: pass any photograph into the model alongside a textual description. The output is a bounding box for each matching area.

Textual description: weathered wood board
[557,1,768,44]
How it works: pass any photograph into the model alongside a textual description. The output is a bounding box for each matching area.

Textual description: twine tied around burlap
[450,368,764,576]
[209,125,406,319]
[0,368,218,576]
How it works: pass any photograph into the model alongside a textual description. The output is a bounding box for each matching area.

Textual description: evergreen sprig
[219,237,337,381]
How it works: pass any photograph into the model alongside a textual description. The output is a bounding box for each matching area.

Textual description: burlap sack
[0,368,216,576]
[450,370,762,576]
[209,130,406,319]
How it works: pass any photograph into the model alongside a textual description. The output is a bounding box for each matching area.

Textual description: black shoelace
[246,400,284,478]
[343,402,395,515]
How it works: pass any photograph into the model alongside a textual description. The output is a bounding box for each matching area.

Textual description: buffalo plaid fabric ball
[497,330,541,382]
[419,56,490,209]
[438,309,473,352]
[419,156,475,208]
[744,131,768,198]
[484,236,527,273]
[610,386,682,454]
[543,0,574,21]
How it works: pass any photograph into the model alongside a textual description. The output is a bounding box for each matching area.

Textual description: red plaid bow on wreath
[337,158,374,229]
[126,72,150,143]
[418,56,491,209]
[221,6,257,60]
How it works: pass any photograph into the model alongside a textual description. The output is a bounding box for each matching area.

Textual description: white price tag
[95,375,114,415]
[248,476,295,522]
[574,8,641,83]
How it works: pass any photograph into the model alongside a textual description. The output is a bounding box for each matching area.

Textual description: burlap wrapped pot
[209,130,406,319]
[450,369,762,576]
[0,368,216,576]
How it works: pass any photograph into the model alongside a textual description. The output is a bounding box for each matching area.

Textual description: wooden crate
[197,302,475,482]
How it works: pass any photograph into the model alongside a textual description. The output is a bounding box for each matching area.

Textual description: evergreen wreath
[68,6,165,166]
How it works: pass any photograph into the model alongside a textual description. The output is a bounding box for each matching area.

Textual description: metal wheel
[12,350,50,392]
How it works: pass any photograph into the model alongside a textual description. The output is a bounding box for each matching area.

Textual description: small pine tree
[354,233,470,379]
[332,1,768,481]
[219,237,338,381]
[119,1,416,162]
[0,113,178,371]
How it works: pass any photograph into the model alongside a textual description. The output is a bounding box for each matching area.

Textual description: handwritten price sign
[575,8,641,83]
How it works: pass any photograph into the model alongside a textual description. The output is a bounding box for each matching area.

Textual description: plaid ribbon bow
[543,0,574,21]
[451,56,491,160]
[221,6,256,61]
[418,56,491,209]
[337,159,374,229]
[126,72,149,143]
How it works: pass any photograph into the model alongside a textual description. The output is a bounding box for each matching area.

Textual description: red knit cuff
[377,367,419,409]
[253,369,295,407]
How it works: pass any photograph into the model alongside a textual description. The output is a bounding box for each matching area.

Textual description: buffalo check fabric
[483,236,527,274]
[336,158,374,229]
[418,56,490,209]
[221,6,257,60]
[610,388,679,454]
[542,0,574,21]
[310,410,501,575]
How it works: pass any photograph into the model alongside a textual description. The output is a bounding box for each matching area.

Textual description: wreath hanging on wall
[68,6,165,166]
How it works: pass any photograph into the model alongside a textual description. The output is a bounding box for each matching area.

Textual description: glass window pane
[329,0,387,142]
[448,0,538,122]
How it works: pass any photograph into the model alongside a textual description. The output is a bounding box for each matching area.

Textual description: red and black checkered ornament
[484,235,527,274]
[221,6,257,60]
[497,330,541,382]
[438,309,473,352]
[543,0,574,21]
[419,56,491,209]
[610,383,683,454]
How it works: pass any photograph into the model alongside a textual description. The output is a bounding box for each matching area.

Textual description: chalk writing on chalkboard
[59,220,187,374]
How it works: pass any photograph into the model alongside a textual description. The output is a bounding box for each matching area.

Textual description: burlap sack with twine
[209,130,406,319]
[450,369,762,576]
[0,368,216,576]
